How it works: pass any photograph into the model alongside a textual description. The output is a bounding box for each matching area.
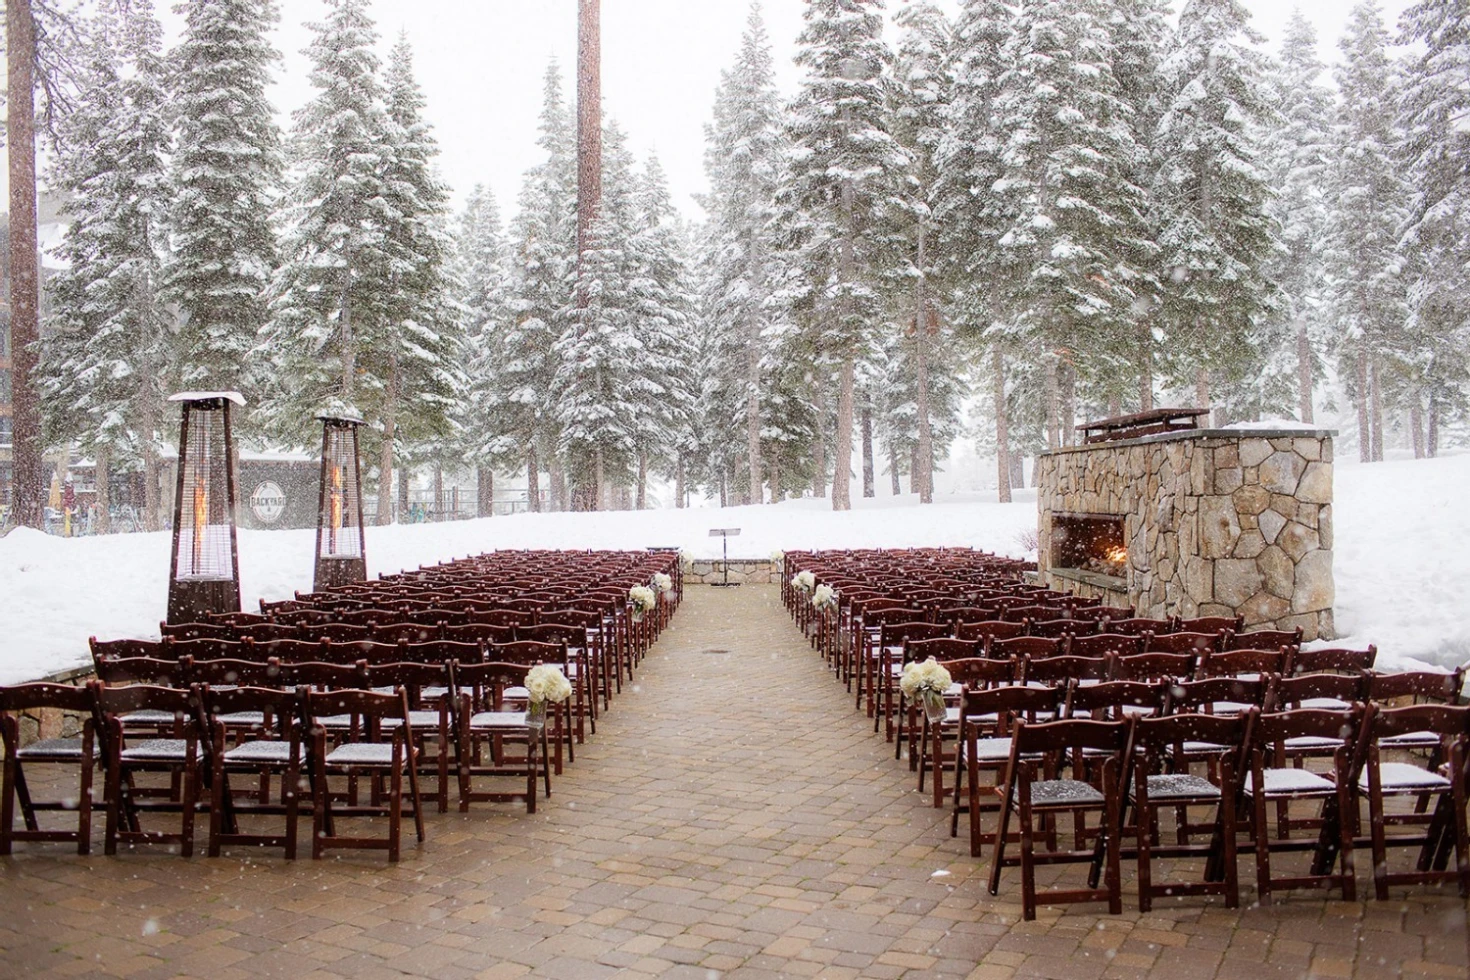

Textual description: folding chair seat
[200,685,307,858]
[97,684,206,857]
[453,661,550,812]
[950,684,1062,856]
[1243,707,1362,904]
[987,717,1132,920]
[306,687,425,861]
[1123,711,1255,911]
[1,682,98,855]
[1356,703,1470,899]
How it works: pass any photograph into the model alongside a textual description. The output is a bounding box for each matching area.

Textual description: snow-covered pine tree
[990,0,1154,445]
[1151,0,1278,413]
[628,154,700,508]
[1399,0,1470,453]
[163,0,282,397]
[261,0,393,443]
[377,35,466,512]
[935,0,1014,500]
[554,120,642,509]
[701,2,787,505]
[784,0,911,512]
[1262,10,1334,425]
[454,185,513,515]
[42,0,173,531]
[1322,0,1412,462]
[887,0,954,503]
[504,63,579,511]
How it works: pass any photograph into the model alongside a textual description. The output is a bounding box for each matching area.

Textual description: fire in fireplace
[1051,514,1128,580]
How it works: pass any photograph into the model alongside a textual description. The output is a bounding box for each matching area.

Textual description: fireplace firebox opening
[1051,514,1128,582]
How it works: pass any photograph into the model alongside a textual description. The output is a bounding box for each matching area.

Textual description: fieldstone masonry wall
[1036,430,1335,641]
[684,559,777,586]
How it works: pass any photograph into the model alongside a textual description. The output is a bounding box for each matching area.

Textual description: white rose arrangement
[899,657,954,723]
[680,550,694,571]
[629,585,657,621]
[770,550,785,565]
[525,664,573,705]
[792,570,816,592]
[812,583,838,611]
[652,572,673,593]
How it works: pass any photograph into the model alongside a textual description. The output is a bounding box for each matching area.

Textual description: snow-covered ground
[2,453,1466,684]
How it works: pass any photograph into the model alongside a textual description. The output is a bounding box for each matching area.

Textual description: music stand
[708,528,741,587]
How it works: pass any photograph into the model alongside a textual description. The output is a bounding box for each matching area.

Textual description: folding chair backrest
[956,620,1026,643]
[1366,668,1464,705]
[1225,628,1302,652]
[306,687,409,730]
[92,656,185,687]
[90,637,168,664]
[1176,615,1244,635]
[185,658,285,689]
[365,662,451,704]
[299,622,374,643]
[319,639,408,666]
[200,684,302,733]
[272,661,370,690]
[1021,654,1110,685]
[451,661,531,708]
[1065,680,1168,720]
[0,681,95,715]
[991,636,1062,660]
[1132,710,1252,755]
[961,684,1063,725]
[1196,647,1290,679]
[1364,702,1470,744]
[1266,672,1366,712]
[1254,706,1361,748]
[906,637,981,664]
[1144,631,1223,655]
[96,682,194,720]
[1292,645,1377,675]
[160,621,238,641]
[243,638,332,664]
[443,623,516,646]
[1066,633,1145,658]
[880,622,950,648]
[516,624,588,648]
[401,639,484,666]
[484,640,566,665]
[1028,618,1097,639]
[1166,676,1267,714]
[167,638,247,663]
[1104,617,1172,637]
[1011,717,1131,756]
[1110,651,1194,682]
[941,656,1018,690]
[369,622,443,645]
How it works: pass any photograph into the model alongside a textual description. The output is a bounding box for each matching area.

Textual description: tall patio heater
[313,413,367,590]
[166,392,244,624]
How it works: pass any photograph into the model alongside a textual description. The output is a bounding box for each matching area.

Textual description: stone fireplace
[1034,417,1335,640]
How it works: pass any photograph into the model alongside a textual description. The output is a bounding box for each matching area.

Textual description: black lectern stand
[708,528,741,587]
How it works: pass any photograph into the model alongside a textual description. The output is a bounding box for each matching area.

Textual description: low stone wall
[11,665,93,747]
[1036,429,1335,640]
[685,559,777,585]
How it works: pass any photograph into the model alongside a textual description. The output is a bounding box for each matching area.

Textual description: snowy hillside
[3,454,1468,685]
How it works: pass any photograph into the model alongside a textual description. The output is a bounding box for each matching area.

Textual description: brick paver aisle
[2,585,1468,979]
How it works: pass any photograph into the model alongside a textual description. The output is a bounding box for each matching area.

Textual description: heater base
[167,578,242,625]
[315,556,367,591]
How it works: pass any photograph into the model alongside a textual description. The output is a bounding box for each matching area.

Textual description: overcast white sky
[135,0,1418,223]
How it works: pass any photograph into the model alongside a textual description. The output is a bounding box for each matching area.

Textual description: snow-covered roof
[168,391,247,406]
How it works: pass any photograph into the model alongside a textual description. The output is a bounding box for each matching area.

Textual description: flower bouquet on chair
[812,583,838,611]
[525,663,573,728]
[652,572,673,594]
[900,657,954,725]
[792,570,816,593]
[629,585,657,623]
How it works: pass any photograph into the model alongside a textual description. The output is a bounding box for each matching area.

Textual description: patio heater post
[313,414,367,591]
[166,392,245,624]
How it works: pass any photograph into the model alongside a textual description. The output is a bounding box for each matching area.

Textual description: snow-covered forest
[14,0,1470,523]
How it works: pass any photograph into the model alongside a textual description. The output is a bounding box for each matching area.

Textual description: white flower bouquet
[792,570,816,592]
[629,584,657,622]
[770,550,785,565]
[652,572,673,593]
[899,657,954,724]
[812,583,838,611]
[525,664,573,705]
[680,550,694,571]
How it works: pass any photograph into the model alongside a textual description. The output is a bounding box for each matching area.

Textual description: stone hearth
[1035,427,1335,640]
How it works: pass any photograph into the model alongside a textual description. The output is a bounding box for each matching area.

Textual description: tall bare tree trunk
[1139,322,1154,413]
[914,227,934,504]
[1044,356,1060,450]
[93,446,111,534]
[433,463,444,520]
[1428,397,1440,457]
[832,357,855,511]
[1369,357,1384,462]
[526,445,541,512]
[575,0,602,511]
[477,465,494,517]
[1010,454,1025,491]
[889,442,901,496]
[549,459,565,512]
[994,347,1011,505]
[1411,400,1425,459]
[719,466,728,507]
[636,449,647,509]
[142,444,162,532]
[1355,350,1370,462]
[8,0,43,528]
[812,389,827,498]
[1107,394,1121,418]
[1296,321,1314,423]
[376,360,399,525]
[768,449,781,502]
[397,462,409,515]
[745,315,762,505]
[1059,358,1077,447]
[860,405,875,498]
[594,448,605,512]
[675,456,685,509]
[1195,364,1211,414]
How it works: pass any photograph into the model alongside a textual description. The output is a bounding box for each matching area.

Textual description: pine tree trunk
[433,463,444,521]
[1296,320,1314,423]
[812,388,827,499]
[860,405,875,498]
[1060,359,1077,447]
[549,459,565,512]
[914,228,934,504]
[719,466,728,508]
[1044,356,1060,450]
[1139,322,1154,413]
[94,446,111,534]
[1010,454,1025,491]
[832,357,855,511]
[636,449,647,510]
[341,280,355,400]
[1411,400,1425,460]
[142,441,162,532]
[477,465,494,517]
[910,445,921,493]
[1195,364,1210,413]
[994,347,1011,505]
[7,0,43,528]
[1369,357,1384,462]
[576,0,602,279]
[376,378,398,525]
[889,442,901,496]
[746,316,762,506]
[1108,394,1121,418]
[1355,350,1370,463]
[768,449,781,503]
[594,447,604,511]
[397,461,409,516]
[1428,397,1440,457]
[527,445,541,512]
[675,456,685,509]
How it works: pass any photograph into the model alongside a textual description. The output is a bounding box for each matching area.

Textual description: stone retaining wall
[684,560,777,585]
[1036,429,1335,640]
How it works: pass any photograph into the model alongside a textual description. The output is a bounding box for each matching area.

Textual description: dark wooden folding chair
[1065,633,1145,658]
[1145,630,1224,656]
[98,684,205,857]
[1103,617,1172,637]
[990,636,1063,661]
[955,620,1027,644]
[363,662,458,813]
[1109,651,1195,682]
[1,682,97,855]
[200,684,307,858]
[1029,618,1098,639]
[452,661,548,812]
[877,622,953,738]
[306,687,425,861]
[1292,645,1377,675]
[1224,627,1302,652]
[950,684,1064,857]
[1176,615,1244,635]
[987,718,1132,920]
